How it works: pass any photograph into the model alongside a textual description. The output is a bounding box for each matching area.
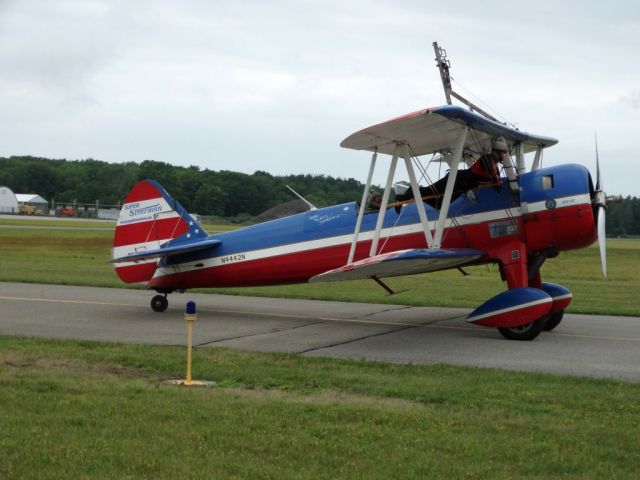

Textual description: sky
[0,0,638,195]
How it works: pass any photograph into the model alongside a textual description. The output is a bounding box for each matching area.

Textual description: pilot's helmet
[493,137,508,153]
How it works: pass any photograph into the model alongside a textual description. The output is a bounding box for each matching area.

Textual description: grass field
[0,217,236,232]
[0,221,638,316]
[1,336,639,479]
[0,218,116,228]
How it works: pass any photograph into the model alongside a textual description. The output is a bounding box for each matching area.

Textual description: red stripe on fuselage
[525,203,596,251]
[147,223,490,290]
[147,203,594,291]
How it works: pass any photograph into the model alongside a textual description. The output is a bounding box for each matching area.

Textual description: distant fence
[51,201,121,220]
[97,209,120,221]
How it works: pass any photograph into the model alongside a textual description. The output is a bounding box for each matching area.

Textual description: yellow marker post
[166,300,215,387]
[184,300,197,385]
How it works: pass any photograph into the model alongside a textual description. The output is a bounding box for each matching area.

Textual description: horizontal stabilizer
[309,248,484,283]
[111,238,222,264]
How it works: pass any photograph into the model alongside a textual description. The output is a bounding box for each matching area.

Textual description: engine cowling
[520,164,597,253]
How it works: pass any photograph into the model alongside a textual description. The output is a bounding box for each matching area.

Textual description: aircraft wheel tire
[151,295,168,313]
[497,316,547,341]
[543,311,564,332]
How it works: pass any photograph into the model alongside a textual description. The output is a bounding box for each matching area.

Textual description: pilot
[395,137,509,209]
[368,190,383,210]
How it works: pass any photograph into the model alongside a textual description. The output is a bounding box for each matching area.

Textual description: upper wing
[111,237,222,264]
[340,105,558,156]
[309,248,484,283]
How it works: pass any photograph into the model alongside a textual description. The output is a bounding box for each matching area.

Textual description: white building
[16,193,48,214]
[0,186,19,214]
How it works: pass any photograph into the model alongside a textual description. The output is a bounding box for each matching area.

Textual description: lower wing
[309,248,485,283]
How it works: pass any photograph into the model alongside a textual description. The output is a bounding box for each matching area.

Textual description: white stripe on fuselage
[522,193,591,215]
[151,193,591,280]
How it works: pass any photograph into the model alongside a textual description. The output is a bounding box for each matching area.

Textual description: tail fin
[112,179,206,284]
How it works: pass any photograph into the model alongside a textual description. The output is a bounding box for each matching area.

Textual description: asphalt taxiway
[1,282,638,382]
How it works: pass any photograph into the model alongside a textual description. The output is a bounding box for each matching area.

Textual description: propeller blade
[597,206,607,278]
[594,132,601,191]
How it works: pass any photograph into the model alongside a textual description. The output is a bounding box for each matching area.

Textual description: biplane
[111,43,614,341]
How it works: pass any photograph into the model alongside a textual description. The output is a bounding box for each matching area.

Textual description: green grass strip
[1,336,639,479]
[0,218,237,232]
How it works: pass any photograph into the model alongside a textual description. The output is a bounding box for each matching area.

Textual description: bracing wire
[377,149,432,254]
[451,77,516,128]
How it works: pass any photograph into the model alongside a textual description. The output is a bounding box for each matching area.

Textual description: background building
[15,193,48,215]
[0,186,19,214]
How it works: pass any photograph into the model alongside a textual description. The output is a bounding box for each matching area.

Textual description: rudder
[112,179,205,284]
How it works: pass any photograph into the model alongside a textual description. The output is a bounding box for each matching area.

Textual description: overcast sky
[0,0,638,195]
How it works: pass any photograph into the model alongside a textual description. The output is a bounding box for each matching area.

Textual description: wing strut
[348,150,377,264]
[401,143,434,248]
[531,145,543,171]
[369,145,400,256]
[433,127,467,248]
[515,142,526,174]
[372,275,395,295]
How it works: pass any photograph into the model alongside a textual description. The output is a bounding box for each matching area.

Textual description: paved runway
[1,282,639,382]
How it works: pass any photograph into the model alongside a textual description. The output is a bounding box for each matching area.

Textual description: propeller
[597,198,606,277]
[593,134,606,276]
[592,133,618,278]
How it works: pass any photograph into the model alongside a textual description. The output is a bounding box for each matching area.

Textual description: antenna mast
[432,42,499,123]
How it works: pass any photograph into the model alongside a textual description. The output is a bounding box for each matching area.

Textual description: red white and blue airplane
[111,44,613,341]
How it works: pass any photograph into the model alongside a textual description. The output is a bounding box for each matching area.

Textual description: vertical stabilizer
[112,180,205,284]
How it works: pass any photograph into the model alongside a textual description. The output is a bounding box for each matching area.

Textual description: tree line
[607,196,640,237]
[0,156,365,219]
[1,156,638,234]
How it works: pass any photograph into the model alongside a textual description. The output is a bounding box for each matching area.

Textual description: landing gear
[543,311,564,331]
[151,294,169,312]
[498,316,547,341]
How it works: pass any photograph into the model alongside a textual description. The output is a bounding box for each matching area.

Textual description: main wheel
[151,295,168,312]
[543,311,564,332]
[498,316,547,341]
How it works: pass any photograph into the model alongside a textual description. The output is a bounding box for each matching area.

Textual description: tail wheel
[543,311,564,331]
[151,295,168,313]
[498,316,547,341]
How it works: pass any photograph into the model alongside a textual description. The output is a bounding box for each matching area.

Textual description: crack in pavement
[420,313,468,325]
[295,312,471,355]
[194,307,469,351]
[194,320,324,347]
[349,305,413,320]
[296,323,419,355]
[350,304,467,326]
